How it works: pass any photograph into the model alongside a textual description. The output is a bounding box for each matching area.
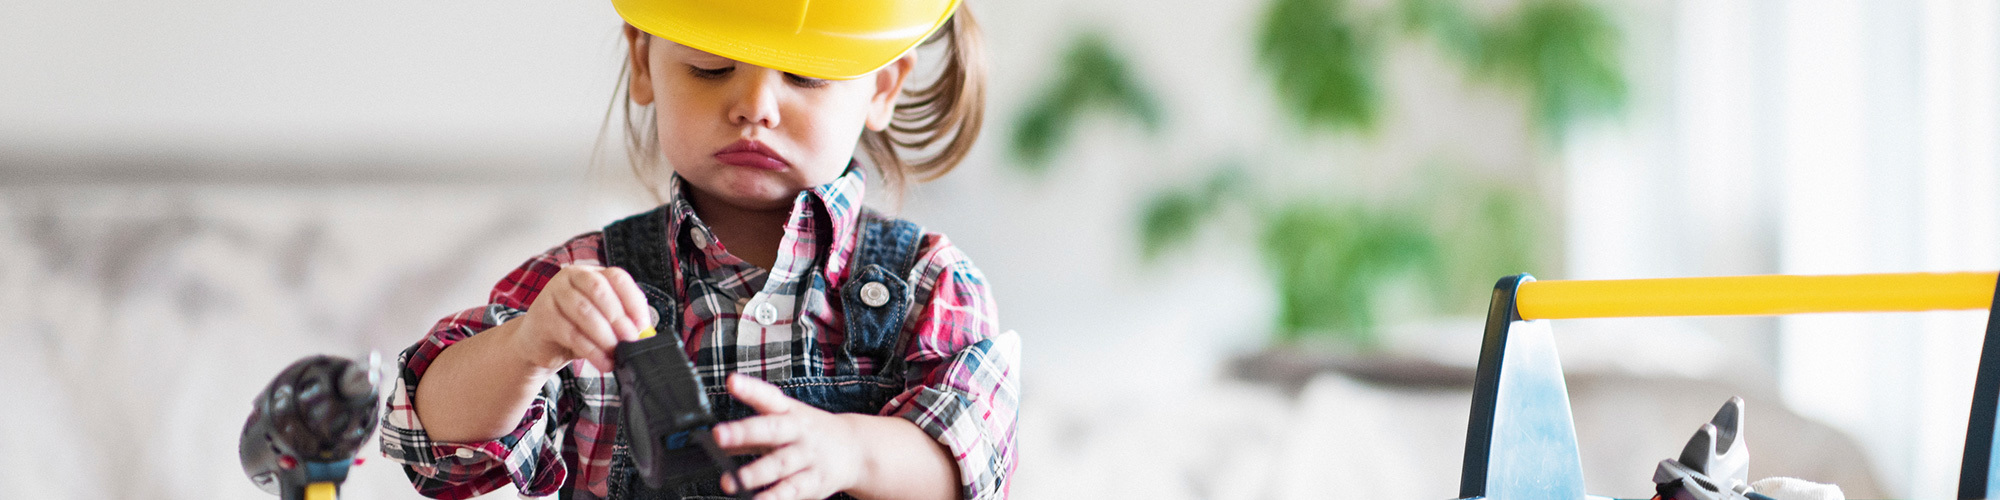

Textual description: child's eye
[687,65,733,79]
[785,73,830,89]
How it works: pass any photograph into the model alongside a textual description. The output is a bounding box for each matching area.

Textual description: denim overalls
[578,204,925,500]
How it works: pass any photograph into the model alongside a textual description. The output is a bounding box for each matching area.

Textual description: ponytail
[858,4,988,192]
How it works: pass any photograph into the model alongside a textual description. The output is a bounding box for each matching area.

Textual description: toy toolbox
[1455,272,2000,500]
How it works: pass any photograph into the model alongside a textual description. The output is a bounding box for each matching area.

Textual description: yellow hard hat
[611,0,963,81]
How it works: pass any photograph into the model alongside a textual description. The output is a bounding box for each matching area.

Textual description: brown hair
[603,5,988,199]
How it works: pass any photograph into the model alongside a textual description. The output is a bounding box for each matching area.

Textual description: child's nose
[727,69,784,130]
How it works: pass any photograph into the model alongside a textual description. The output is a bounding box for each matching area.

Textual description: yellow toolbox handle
[1515,271,2000,320]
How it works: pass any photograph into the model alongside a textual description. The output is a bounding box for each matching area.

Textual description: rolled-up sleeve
[380,305,570,499]
[883,240,1020,500]
[379,234,602,499]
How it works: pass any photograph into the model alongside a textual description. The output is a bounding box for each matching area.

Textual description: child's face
[626,30,913,211]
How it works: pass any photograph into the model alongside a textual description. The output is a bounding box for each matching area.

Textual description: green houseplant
[1011,0,1626,346]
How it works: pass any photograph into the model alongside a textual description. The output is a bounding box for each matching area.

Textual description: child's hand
[510,264,653,373]
[714,374,868,500]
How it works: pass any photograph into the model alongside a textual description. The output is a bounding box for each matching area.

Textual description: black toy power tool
[616,328,750,499]
[239,353,382,500]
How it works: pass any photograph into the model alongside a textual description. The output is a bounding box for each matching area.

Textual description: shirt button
[454,447,475,459]
[689,228,710,248]
[860,282,891,307]
[752,301,779,325]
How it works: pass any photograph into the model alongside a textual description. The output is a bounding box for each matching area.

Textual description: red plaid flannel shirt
[380,171,1018,499]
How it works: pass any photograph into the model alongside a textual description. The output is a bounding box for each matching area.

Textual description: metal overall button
[859,282,891,307]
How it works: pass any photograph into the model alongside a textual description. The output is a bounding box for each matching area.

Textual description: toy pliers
[1653,397,1777,500]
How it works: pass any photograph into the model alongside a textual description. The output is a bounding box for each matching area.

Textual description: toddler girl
[377,1,1018,499]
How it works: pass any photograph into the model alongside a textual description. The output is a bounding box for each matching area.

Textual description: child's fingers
[551,284,622,361]
[570,326,618,372]
[582,348,616,372]
[600,267,655,337]
[728,373,800,416]
[554,321,615,371]
[751,468,831,500]
[567,270,639,341]
[724,445,810,494]
[546,303,615,368]
[714,413,804,451]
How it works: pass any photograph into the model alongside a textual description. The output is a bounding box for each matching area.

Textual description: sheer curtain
[1566,0,2000,497]
[1775,0,2000,497]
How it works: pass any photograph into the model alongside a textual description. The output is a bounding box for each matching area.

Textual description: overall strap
[840,208,925,376]
[572,206,681,500]
[603,206,673,288]
[601,206,683,331]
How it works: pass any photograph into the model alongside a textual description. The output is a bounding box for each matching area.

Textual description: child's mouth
[713,140,791,171]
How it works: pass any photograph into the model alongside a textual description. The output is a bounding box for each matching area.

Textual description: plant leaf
[1139,191,1206,261]
[1258,0,1381,132]
[1481,0,1627,133]
[1398,0,1482,61]
[1257,202,1444,344]
[1137,165,1251,261]
[1008,32,1166,170]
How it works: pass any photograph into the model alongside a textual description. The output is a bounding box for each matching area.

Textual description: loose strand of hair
[590,62,634,178]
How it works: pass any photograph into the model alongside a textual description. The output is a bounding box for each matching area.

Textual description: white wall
[0,0,623,181]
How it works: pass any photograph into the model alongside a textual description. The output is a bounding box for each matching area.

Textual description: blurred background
[4,0,1999,498]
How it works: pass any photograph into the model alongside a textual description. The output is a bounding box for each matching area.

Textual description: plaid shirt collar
[658,165,870,288]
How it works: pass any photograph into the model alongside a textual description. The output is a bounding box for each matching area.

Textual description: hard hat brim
[612,0,962,81]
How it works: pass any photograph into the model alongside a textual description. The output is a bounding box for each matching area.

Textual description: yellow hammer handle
[1515,271,1999,320]
[305,482,337,500]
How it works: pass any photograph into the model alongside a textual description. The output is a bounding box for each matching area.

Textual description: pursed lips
[713,139,790,171]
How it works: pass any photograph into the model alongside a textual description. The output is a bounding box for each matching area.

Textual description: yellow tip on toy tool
[305,482,337,500]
